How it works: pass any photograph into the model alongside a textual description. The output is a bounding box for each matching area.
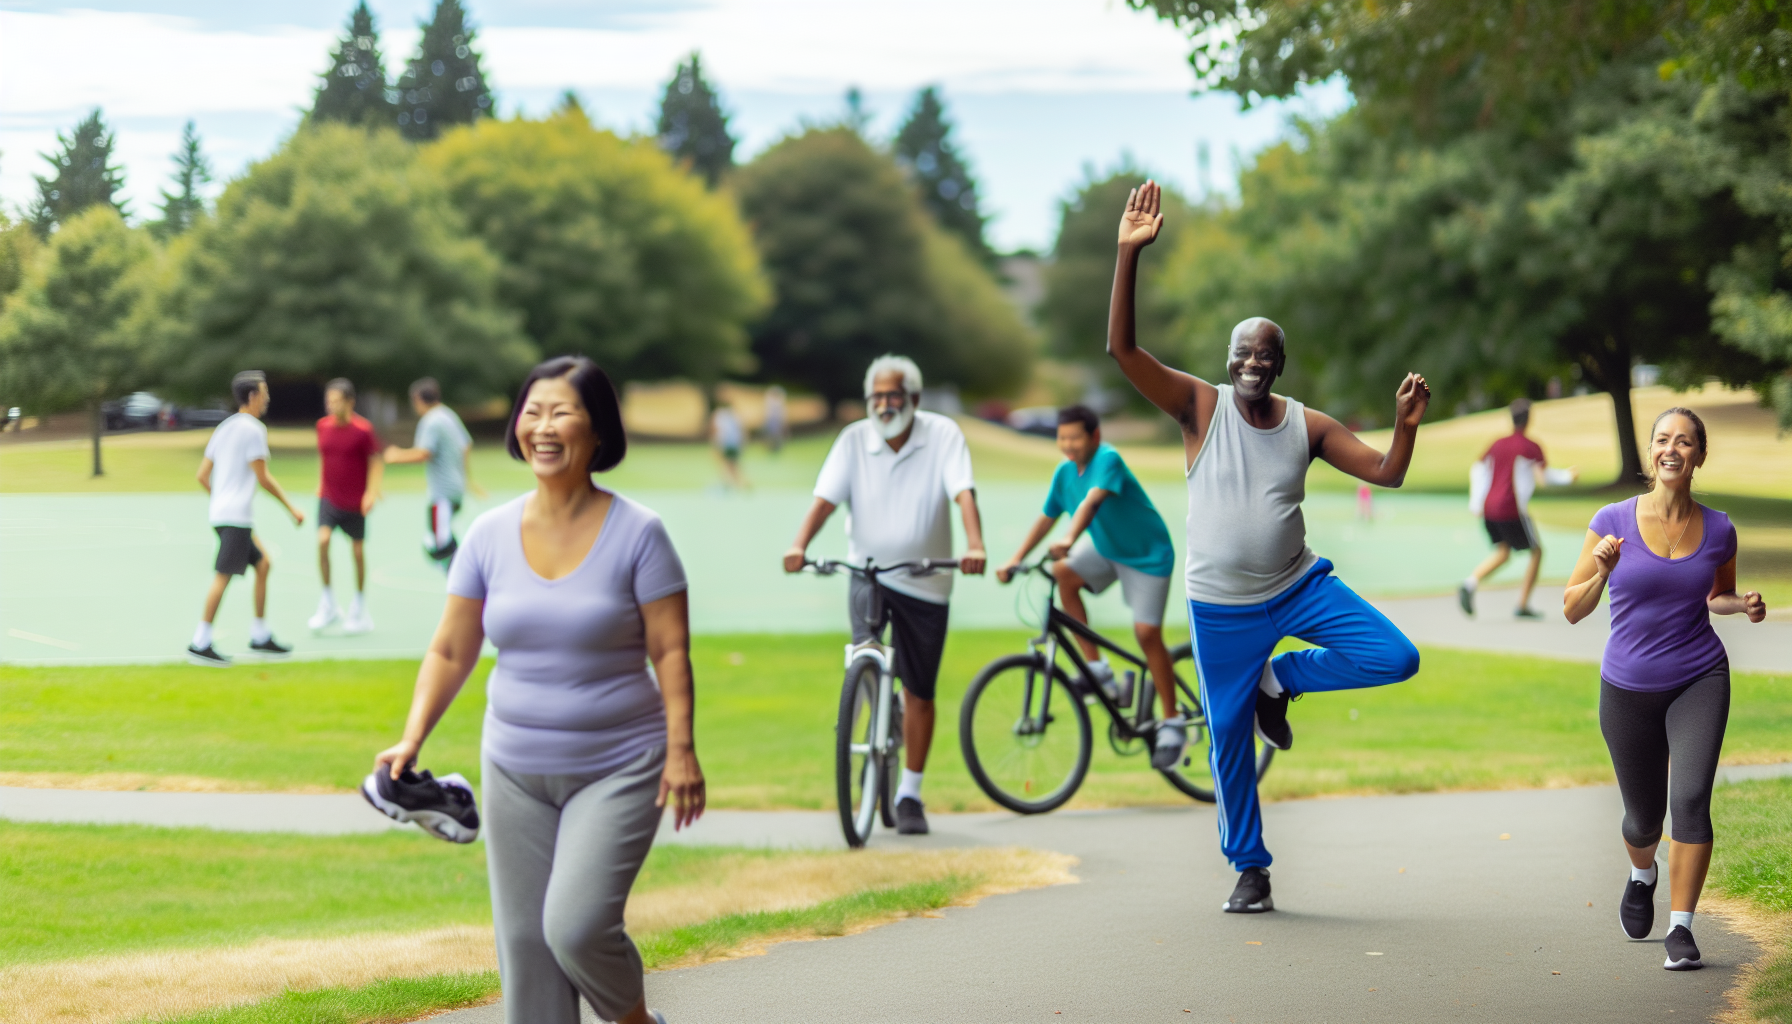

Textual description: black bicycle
[803,557,960,847]
[959,555,1273,813]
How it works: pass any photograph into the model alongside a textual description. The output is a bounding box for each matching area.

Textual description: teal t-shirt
[1043,444,1175,577]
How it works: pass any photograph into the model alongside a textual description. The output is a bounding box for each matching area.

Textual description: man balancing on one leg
[1108,180,1431,914]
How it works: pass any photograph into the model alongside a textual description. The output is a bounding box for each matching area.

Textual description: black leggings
[1599,660,1730,847]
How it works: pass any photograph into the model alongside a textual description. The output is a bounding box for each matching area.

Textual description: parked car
[177,402,231,429]
[1005,406,1060,438]
[102,392,166,431]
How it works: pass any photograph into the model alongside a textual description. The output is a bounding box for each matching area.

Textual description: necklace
[1652,498,1694,559]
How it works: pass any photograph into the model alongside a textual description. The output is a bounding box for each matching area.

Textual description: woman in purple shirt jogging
[1564,407,1765,973]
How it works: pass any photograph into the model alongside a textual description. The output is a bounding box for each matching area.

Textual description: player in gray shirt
[386,377,479,568]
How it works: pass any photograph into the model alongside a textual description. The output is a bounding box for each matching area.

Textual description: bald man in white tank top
[1106,181,1432,915]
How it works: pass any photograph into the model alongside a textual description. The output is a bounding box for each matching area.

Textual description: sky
[0,0,1349,251]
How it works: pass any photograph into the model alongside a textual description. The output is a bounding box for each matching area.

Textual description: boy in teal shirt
[997,405,1184,768]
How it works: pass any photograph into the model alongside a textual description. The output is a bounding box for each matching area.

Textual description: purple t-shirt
[1589,497,1736,692]
[449,492,687,774]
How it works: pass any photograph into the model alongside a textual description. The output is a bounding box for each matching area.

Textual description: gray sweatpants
[483,745,665,1024]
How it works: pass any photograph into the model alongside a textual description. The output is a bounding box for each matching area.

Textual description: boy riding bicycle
[996,405,1184,769]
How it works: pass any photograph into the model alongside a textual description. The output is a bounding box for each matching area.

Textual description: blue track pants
[1187,559,1420,870]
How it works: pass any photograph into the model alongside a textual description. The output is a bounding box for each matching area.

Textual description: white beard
[871,402,916,440]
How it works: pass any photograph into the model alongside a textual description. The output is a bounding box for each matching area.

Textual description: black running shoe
[1514,606,1543,620]
[1255,690,1293,751]
[1663,925,1702,970]
[361,767,480,843]
[1620,867,1657,939]
[1458,583,1475,617]
[895,796,929,835]
[248,636,292,658]
[186,643,232,667]
[1223,867,1274,913]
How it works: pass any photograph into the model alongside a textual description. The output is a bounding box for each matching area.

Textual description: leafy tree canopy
[893,87,989,258]
[143,124,531,404]
[397,0,493,141]
[29,110,127,237]
[656,52,736,187]
[151,120,212,241]
[424,111,769,386]
[0,213,42,315]
[310,1,396,128]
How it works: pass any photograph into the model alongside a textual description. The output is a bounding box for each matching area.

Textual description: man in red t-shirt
[1460,398,1576,618]
[311,378,383,633]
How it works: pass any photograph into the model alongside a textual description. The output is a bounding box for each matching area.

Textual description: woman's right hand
[1591,534,1624,578]
[374,738,421,780]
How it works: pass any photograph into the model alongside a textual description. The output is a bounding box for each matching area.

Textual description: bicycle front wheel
[1158,642,1274,802]
[836,657,886,847]
[959,654,1091,814]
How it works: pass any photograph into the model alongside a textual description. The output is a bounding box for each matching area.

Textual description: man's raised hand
[1118,180,1164,249]
[1394,373,1431,430]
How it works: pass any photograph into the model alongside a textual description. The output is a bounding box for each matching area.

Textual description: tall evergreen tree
[396,0,493,141]
[656,53,735,187]
[893,87,988,258]
[309,1,395,128]
[28,110,127,238]
[152,121,212,240]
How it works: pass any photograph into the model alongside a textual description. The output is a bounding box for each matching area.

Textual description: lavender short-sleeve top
[449,492,687,774]
[1589,497,1736,692]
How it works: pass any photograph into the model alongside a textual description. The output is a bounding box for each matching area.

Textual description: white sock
[1463,576,1478,593]
[319,588,337,607]
[1670,910,1694,932]
[349,592,365,614]
[1631,863,1657,885]
[192,622,213,649]
[1259,659,1285,698]
[250,618,271,644]
[896,768,924,804]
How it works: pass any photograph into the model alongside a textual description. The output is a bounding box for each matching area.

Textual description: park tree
[309,1,396,128]
[396,0,493,141]
[143,124,532,403]
[424,110,769,386]
[1043,167,1188,370]
[0,214,42,315]
[735,127,1031,407]
[151,121,212,240]
[0,207,154,475]
[656,53,735,187]
[28,110,127,237]
[893,87,988,258]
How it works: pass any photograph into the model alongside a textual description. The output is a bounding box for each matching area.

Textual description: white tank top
[1184,385,1319,605]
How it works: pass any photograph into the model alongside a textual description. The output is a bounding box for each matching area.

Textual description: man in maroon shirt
[1460,398,1575,618]
[311,378,383,633]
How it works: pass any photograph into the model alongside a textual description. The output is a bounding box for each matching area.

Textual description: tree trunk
[89,398,104,477]
[1609,378,1644,488]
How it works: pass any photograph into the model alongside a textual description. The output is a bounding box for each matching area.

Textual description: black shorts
[318,498,366,541]
[213,526,264,576]
[849,576,950,701]
[1484,517,1537,551]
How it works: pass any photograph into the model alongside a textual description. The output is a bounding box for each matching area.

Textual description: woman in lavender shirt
[1564,407,1765,972]
[376,356,704,1024]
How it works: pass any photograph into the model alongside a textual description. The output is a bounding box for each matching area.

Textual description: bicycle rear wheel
[959,653,1091,814]
[1158,642,1274,802]
[836,657,886,847]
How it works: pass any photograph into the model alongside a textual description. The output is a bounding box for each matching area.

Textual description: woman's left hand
[1744,590,1766,623]
[658,745,706,831]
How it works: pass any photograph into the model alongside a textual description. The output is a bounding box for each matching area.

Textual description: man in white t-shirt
[783,355,987,835]
[186,370,306,666]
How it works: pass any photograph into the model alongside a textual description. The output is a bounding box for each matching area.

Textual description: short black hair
[1057,404,1100,436]
[409,377,441,405]
[505,355,627,473]
[325,377,355,401]
[231,370,267,409]
[1510,397,1531,429]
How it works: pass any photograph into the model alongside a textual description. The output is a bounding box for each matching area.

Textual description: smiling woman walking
[1564,407,1766,973]
[376,355,704,1024]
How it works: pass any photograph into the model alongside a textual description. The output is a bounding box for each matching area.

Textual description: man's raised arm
[1107,180,1208,428]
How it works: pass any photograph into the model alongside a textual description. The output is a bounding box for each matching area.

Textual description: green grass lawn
[5,636,1789,810]
[1710,778,1792,1024]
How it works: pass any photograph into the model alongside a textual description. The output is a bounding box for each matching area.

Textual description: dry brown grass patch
[0,772,341,794]
[1700,894,1792,1024]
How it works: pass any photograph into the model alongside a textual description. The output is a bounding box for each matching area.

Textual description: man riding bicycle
[783,355,988,835]
[996,404,1183,770]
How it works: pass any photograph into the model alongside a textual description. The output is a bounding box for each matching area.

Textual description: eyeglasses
[868,390,909,407]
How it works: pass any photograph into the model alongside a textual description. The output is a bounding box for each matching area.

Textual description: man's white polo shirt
[813,410,975,604]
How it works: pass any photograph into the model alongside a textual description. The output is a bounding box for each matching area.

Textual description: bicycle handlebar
[802,557,962,578]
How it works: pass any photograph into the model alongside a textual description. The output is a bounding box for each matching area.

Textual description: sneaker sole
[185,653,232,668]
[1222,897,1274,913]
[1663,956,1703,971]
[360,776,479,843]
[1254,719,1291,751]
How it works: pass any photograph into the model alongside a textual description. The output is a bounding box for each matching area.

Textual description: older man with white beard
[783,355,988,835]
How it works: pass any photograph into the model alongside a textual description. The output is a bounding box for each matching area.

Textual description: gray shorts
[1065,537,1170,626]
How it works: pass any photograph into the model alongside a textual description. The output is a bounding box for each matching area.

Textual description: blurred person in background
[310,378,383,634]
[762,385,788,455]
[186,370,305,666]
[386,378,480,571]
[710,399,748,490]
[1462,398,1578,619]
